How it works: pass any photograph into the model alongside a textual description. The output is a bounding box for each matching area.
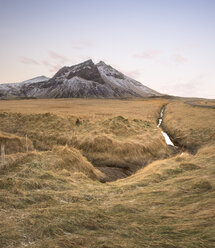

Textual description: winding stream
[157,107,174,146]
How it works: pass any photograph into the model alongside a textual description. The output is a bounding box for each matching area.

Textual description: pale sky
[0,0,215,98]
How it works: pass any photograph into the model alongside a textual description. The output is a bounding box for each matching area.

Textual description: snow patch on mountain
[0,76,49,98]
[96,61,160,97]
[19,76,50,85]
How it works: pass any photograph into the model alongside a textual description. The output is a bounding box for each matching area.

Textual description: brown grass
[0,98,172,180]
[0,98,214,248]
[163,101,215,152]
[0,131,34,154]
[0,98,166,121]
[0,143,214,248]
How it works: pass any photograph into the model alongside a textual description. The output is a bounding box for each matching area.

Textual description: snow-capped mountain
[0,60,161,99]
[0,76,49,99]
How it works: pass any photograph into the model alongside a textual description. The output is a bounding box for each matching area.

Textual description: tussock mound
[0,112,77,150]
[49,145,106,182]
[6,146,105,181]
[0,145,106,199]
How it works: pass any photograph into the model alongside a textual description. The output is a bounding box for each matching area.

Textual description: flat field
[0,98,166,120]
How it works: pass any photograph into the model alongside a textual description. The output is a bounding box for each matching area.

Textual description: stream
[157,107,174,146]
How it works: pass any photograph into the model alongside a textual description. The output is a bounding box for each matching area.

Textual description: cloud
[20,57,39,65]
[42,60,62,73]
[173,54,188,63]
[175,43,199,52]
[42,60,51,67]
[43,51,72,74]
[49,64,62,73]
[72,39,93,50]
[132,50,160,59]
[159,75,210,98]
[48,50,69,64]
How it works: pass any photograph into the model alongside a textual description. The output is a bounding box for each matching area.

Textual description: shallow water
[158,108,174,146]
[161,131,174,146]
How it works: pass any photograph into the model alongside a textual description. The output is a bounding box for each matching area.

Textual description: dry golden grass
[0,98,172,180]
[0,131,33,154]
[0,98,166,121]
[0,98,214,248]
[0,144,214,248]
[163,101,215,152]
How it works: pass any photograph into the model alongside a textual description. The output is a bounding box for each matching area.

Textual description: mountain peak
[82,59,94,64]
[52,59,106,85]
[96,61,107,66]
[0,59,161,99]
[52,59,95,79]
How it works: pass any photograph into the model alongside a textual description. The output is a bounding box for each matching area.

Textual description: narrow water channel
[157,108,174,146]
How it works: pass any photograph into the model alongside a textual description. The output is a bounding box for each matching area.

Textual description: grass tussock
[3,145,106,182]
[50,145,106,181]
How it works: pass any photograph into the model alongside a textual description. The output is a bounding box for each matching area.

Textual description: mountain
[0,76,49,99]
[0,60,161,99]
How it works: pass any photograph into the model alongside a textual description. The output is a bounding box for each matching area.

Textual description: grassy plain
[0,98,214,248]
[0,98,166,120]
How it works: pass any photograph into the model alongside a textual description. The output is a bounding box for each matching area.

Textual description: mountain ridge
[0,60,161,99]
